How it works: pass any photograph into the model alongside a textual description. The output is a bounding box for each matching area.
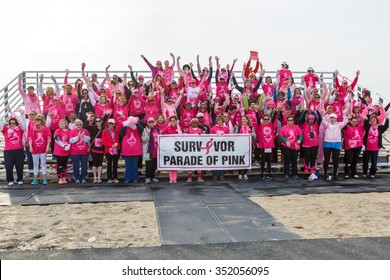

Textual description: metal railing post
[22,71,26,92]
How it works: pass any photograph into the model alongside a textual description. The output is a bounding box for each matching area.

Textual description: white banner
[157,134,252,170]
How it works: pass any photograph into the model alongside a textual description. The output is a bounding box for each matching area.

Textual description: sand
[0,202,160,250]
[251,193,390,239]
[1,193,390,251]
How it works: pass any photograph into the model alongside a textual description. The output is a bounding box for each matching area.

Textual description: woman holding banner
[235,115,255,181]
[163,115,182,183]
[210,115,230,180]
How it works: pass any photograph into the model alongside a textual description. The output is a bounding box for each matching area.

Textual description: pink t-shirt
[163,66,174,84]
[301,123,319,148]
[188,126,204,135]
[279,124,302,150]
[28,126,51,154]
[2,125,24,151]
[256,123,275,149]
[344,125,364,150]
[53,128,70,156]
[62,94,79,117]
[365,125,380,151]
[69,128,90,155]
[210,124,230,135]
[303,73,319,88]
[262,84,274,97]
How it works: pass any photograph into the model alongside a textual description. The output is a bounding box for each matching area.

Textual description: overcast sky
[1,0,389,100]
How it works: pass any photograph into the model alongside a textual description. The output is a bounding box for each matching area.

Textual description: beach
[1,192,390,250]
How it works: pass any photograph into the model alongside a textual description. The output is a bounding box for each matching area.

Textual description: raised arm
[170,52,175,69]
[81,62,91,84]
[18,73,27,98]
[38,74,44,96]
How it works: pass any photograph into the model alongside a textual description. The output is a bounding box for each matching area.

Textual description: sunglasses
[148,120,155,123]
[95,120,102,123]
[263,118,270,121]
[35,119,42,121]
[287,119,294,121]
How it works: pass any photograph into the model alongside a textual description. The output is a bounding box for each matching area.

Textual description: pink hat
[342,77,348,84]
[190,79,197,84]
[133,89,139,93]
[266,100,275,108]
[202,67,208,71]
[108,119,115,124]
[147,117,155,122]
[196,112,204,118]
[190,118,199,123]
[307,115,315,120]
[53,96,61,101]
[138,75,144,79]
[214,96,221,101]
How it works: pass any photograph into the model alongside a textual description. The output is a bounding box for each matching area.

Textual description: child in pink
[186,118,204,183]
[163,116,182,183]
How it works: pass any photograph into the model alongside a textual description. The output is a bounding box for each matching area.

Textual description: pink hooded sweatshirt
[18,76,41,114]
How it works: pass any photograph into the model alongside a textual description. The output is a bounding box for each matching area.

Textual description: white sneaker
[8,182,14,186]
[145,178,151,184]
[353,175,359,179]
[113,179,119,183]
[17,181,23,185]
[107,179,113,184]
[243,174,249,181]
[75,180,80,184]
[151,178,159,183]
[81,179,87,184]
[238,175,243,180]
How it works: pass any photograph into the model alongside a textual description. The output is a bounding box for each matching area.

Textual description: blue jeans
[124,156,139,182]
[71,154,89,181]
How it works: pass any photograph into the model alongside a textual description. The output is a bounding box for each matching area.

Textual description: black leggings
[345,147,362,176]
[56,155,69,179]
[260,148,272,174]
[362,150,378,176]
[323,148,341,176]
[106,153,119,179]
[4,149,24,182]
[145,158,157,179]
[281,146,299,176]
[301,146,318,172]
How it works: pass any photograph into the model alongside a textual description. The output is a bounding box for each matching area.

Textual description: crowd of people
[1,53,389,186]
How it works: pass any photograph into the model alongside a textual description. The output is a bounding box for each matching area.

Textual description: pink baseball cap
[138,75,144,79]
[147,117,155,122]
[307,115,315,120]
[53,96,61,101]
[196,112,204,118]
